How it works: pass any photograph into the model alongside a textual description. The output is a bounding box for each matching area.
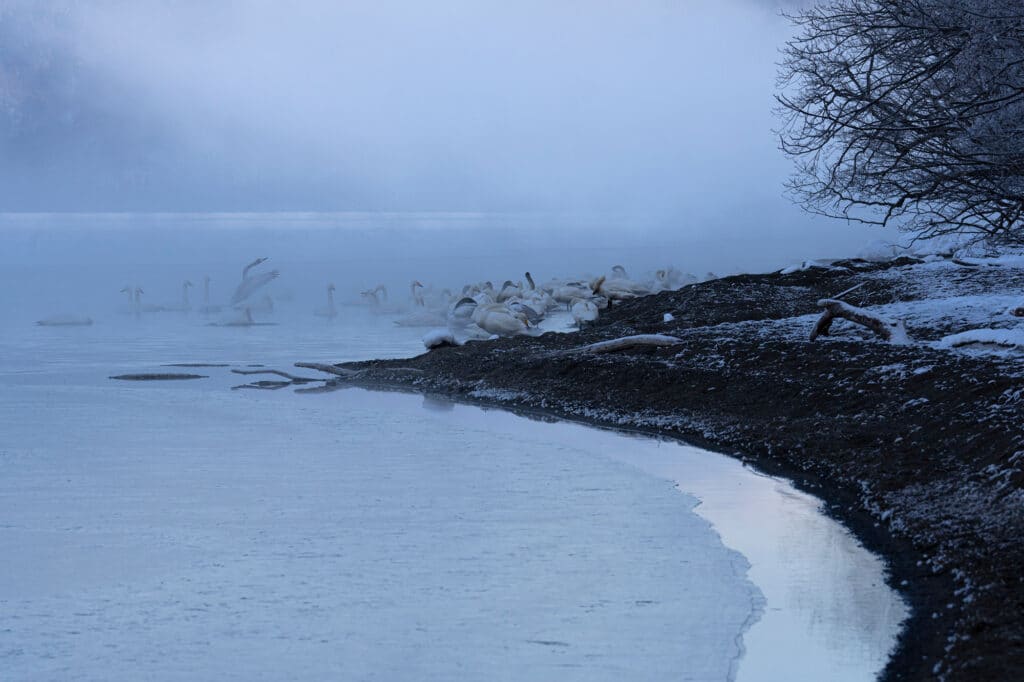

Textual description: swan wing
[230,270,279,305]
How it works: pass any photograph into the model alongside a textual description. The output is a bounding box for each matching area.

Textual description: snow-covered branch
[556,334,684,356]
[810,299,911,344]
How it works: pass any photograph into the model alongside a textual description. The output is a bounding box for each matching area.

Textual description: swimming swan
[162,280,194,312]
[314,283,338,319]
[410,280,426,307]
[199,276,223,314]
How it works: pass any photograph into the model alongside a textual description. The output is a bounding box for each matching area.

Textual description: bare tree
[777,0,1024,245]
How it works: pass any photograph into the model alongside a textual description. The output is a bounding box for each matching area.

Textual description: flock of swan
[37,257,713,343]
[358,264,708,347]
[110,257,280,325]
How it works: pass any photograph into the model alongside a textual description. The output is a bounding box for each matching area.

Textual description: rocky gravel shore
[309,257,1024,681]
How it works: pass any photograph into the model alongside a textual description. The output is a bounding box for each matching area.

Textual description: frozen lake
[0,288,906,680]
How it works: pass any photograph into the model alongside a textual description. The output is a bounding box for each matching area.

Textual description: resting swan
[591,274,650,302]
[471,301,532,337]
[496,280,521,302]
[548,280,593,304]
[445,297,491,341]
[569,297,599,328]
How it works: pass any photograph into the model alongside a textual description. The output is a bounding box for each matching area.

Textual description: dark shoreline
[309,258,1024,681]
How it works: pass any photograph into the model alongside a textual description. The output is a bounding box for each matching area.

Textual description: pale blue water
[0,253,905,680]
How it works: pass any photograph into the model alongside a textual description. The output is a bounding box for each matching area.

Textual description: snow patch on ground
[936,327,1024,350]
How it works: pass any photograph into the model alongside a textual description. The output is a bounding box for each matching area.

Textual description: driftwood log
[554,334,684,356]
[810,299,911,344]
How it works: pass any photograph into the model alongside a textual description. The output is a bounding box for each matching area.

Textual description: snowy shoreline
[319,255,1024,681]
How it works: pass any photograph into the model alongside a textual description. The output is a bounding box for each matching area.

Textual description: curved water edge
[0,314,907,680]
[412,391,909,681]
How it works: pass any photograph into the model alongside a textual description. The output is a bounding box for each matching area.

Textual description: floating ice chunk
[663,313,675,322]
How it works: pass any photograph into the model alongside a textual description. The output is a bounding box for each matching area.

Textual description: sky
[0,0,875,272]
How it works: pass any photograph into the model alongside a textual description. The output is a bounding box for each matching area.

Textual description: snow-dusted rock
[423,328,461,350]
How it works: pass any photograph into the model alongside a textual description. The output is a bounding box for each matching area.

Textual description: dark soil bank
[319,258,1024,681]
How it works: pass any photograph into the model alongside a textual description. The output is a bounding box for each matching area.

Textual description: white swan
[246,294,275,316]
[649,266,694,292]
[199,276,223,314]
[447,296,480,330]
[442,298,498,342]
[506,299,544,325]
[496,280,521,302]
[119,285,136,314]
[548,279,593,304]
[591,274,651,302]
[231,258,279,306]
[242,257,268,280]
[517,272,554,313]
[471,301,532,337]
[410,280,426,307]
[213,307,256,327]
[360,284,388,307]
[315,283,338,319]
[569,297,599,328]
[162,280,194,312]
[131,287,165,313]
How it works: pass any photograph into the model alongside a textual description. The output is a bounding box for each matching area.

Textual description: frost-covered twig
[811,299,911,344]
[554,334,683,356]
[830,281,867,300]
